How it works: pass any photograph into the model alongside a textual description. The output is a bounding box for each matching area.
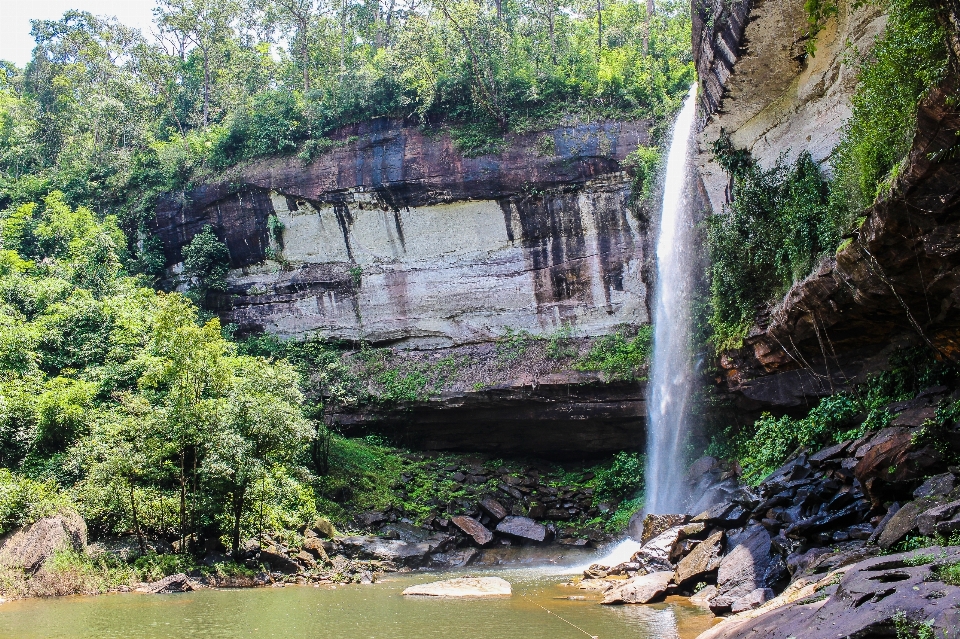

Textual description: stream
[0,566,713,639]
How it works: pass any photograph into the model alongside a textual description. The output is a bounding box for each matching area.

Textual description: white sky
[0,1,157,67]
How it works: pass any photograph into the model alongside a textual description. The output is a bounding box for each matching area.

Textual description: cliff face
[694,0,960,407]
[154,119,653,348]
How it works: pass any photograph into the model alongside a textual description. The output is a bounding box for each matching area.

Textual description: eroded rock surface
[0,512,87,573]
[402,576,512,597]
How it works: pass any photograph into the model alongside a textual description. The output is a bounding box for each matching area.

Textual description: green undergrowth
[573,325,653,381]
[312,436,645,535]
[710,347,958,484]
[705,0,951,351]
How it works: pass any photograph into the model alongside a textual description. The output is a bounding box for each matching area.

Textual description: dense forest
[0,0,956,601]
[0,0,687,583]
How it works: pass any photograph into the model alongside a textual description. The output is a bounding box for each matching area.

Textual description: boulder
[494,516,546,542]
[0,512,87,573]
[260,548,301,574]
[336,535,448,567]
[145,573,197,594]
[451,516,494,546]
[730,587,774,613]
[712,526,784,613]
[479,498,508,521]
[632,526,684,574]
[689,584,717,608]
[302,536,330,563]
[311,517,337,539]
[877,500,927,549]
[402,576,511,597]
[854,429,943,504]
[913,472,956,498]
[627,513,689,544]
[674,529,724,585]
[600,571,674,605]
[294,549,316,568]
[427,548,478,569]
[917,499,960,536]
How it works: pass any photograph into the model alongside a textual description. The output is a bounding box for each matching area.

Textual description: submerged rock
[402,576,511,597]
[144,573,198,594]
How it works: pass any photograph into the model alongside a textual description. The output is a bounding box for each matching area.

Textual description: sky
[0,1,156,67]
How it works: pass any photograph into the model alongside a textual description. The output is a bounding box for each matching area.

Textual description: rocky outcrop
[697,547,960,639]
[336,371,645,459]
[694,0,960,406]
[0,512,87,573]
[154,119,653,348]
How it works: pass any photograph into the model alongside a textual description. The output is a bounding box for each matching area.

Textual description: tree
[271,0,320,91]
[155,0,242,126]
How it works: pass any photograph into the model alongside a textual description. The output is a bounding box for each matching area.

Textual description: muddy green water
[0,568,714,639]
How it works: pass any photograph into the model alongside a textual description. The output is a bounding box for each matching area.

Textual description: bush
[707,148,836,349]
[574,325,652,381]
[0,469,71,535]
[594,451,645,502]
[181,224,231,296]
[832,0,948,213]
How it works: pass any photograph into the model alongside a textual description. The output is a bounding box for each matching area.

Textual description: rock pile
[347,459,610,556]
[583,402,960,633]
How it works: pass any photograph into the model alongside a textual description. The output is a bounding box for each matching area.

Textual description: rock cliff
[694,0,960,408]
[154,119,653,348]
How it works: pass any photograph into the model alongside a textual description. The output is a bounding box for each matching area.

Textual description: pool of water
[0,567,715,639]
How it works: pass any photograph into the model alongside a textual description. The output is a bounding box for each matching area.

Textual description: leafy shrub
[625,146,662,205]
[574,325,652,381]
[832,0,948,214]
[593,451,645,502]
[545,322,577,359]
[707,148,836,349]
[496,328,533,362]
[0,469,71,535]
[181,224,231,296]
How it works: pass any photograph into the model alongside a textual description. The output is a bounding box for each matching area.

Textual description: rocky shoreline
[572,386,960,637]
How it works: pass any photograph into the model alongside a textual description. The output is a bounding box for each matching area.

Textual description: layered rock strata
[154,119,653,348]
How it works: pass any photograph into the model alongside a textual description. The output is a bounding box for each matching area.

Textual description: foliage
[574,325,652,381]
[496,328,534,362]
[831,0,948,214]
[606,496,643,533]
[724,347,956,484]
[181,224,231,300]
[803,0,838,56]
[545,322,578,359]
[625,145,662,205]
[933,561,960,586]
[0,193,315,553]
[706,146,837,349]
[593,451,645,502]
[893,611,936,639]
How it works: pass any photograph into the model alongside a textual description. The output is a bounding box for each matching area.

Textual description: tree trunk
[302,36,310,91]
[644,0,654,53]
[202,48,210,127]
[179,453,186,553]
[596,0,603,59]
[231,482,247,555]
[129,479,147,555]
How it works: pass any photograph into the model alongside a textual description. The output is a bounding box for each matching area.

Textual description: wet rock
[712,526,784,613]
[428,548,478,568]
[689,584,718,608]
[357,511,388,527]
[145,573,197,594]
[479,498,508,521]
[600,571,674,605]
[730,587,774,613]
[854,429,943,504]
[336,535,448,567]
[451,516,494,546]
[402,576,511,597]
[558,537,589,546]
[914,473,957,499]
[674,529,724,585]
[494,516,547,542]
[628,513,690,543]
[0,512,87,573]
[677,522,708,541]
[632,526,684,574]
[578,578,614,592]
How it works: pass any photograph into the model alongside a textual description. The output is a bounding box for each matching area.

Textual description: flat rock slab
[495,516,546,542]
[402,577,511,597]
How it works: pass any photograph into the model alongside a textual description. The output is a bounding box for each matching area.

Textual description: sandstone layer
[153,119,653,348]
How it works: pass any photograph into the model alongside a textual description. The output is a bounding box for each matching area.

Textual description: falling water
[644,84,699,515]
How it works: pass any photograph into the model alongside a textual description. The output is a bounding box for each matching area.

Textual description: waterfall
[644,84,698,515]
